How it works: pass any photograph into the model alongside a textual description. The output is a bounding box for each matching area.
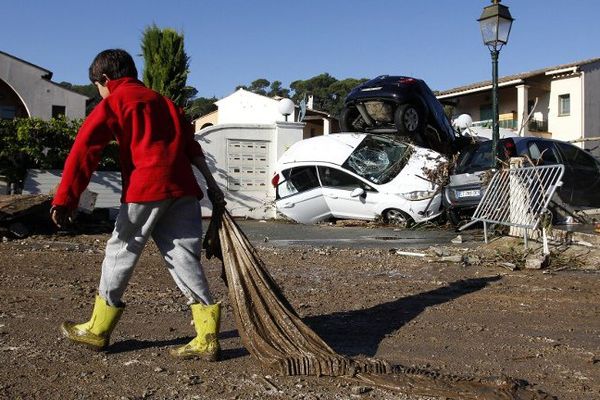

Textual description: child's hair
[89,49,138,84]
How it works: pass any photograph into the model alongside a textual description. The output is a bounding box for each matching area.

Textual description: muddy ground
[0,222,599,400]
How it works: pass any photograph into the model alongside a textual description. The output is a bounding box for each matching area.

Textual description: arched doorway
[0,79,28,119]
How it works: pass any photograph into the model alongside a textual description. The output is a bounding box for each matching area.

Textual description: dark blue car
[340,75,460,156]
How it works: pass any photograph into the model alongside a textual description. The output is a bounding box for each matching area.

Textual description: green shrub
[0,116,120,192]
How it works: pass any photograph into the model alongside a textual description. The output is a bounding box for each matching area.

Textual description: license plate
[457,189,481,198]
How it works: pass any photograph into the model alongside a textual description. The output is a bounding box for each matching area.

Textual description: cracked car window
[342,135,409,184]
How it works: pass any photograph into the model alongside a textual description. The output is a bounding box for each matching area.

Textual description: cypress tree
[141,24,190,107]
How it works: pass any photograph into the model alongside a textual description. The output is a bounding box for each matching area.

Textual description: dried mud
[0,228,598,399]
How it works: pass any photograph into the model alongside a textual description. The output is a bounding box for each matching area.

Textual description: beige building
[438,58,600,156]
[0,50,88,120]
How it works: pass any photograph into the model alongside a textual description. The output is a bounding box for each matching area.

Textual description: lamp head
[278,98,295,120]
[478,0,514,50]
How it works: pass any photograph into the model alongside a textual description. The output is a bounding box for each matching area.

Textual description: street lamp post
[478,0,514,168]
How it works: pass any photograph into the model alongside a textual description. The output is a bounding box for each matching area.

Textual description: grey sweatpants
[98,196,213,307]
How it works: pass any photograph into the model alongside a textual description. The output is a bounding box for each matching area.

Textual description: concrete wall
[450,91,486,119]
[451,87,520,122]
[548,75,582,143]
[0,52,87,120]
[527,86,551,123]
[582,61,600,156]
[195,122,304,219]
[23,169,122,219]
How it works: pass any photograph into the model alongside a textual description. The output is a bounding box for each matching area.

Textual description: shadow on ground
[106,329,249,361]
[305,276,501,357]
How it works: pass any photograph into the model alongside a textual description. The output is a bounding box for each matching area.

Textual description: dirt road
[0,225,598,399]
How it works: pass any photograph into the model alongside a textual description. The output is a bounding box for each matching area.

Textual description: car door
[317,166,379,220]
[555,142,600,207]
[274,165,330,223]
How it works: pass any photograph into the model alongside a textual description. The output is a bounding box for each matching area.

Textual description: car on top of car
[339,75,465,156]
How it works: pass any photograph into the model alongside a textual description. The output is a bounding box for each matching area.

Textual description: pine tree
[141,24,190,108]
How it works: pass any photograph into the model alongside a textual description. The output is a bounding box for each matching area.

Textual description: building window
[558,94,570,116]
[52,105,66,118]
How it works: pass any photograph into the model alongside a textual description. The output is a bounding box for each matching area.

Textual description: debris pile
[0,194,51,239]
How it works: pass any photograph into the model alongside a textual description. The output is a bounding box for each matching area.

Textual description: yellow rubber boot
[61,295,124,351]
[170,302,221,361]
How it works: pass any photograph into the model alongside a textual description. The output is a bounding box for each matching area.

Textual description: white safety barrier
[468,164,564,246]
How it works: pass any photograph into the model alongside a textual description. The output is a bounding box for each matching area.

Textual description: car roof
[277,133,367,166]
[471,137,575,147]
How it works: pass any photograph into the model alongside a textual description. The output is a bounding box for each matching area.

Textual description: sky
[2,0,599,99]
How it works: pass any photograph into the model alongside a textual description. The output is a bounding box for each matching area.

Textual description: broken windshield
[342,135,410,184]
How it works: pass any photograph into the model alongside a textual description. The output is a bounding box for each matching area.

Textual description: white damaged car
[272,133,446,225]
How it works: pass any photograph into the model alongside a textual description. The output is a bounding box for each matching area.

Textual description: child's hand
[207,187,226,210]
[50,206,75,228]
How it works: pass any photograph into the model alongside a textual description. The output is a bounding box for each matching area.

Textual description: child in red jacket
[52,49,224,361]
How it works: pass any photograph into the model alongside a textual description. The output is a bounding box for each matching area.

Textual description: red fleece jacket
[53,77,204,210]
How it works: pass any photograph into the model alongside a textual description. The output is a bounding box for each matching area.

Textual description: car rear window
[342,135,409,184]
[455,139,515,174]
[528,141,559,165]
[556,142,600,169]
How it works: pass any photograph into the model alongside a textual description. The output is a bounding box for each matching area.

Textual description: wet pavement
[235,220,482,249]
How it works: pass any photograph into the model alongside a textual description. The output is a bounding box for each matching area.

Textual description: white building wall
[528,87,551,123]
[548,75,582,143]
[195,122,304,219]
[216,89,295,124]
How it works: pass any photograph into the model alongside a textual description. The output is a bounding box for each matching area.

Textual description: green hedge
[0,117,120,192]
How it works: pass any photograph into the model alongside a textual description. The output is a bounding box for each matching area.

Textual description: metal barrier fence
[469,164,565,245]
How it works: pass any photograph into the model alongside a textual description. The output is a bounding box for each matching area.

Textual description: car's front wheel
[382,208,413,228]
[394,103,424,135]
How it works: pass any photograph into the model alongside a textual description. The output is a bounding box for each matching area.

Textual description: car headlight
[400,190,437,201]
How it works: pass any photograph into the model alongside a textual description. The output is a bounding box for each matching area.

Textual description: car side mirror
[350,187,365,198]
